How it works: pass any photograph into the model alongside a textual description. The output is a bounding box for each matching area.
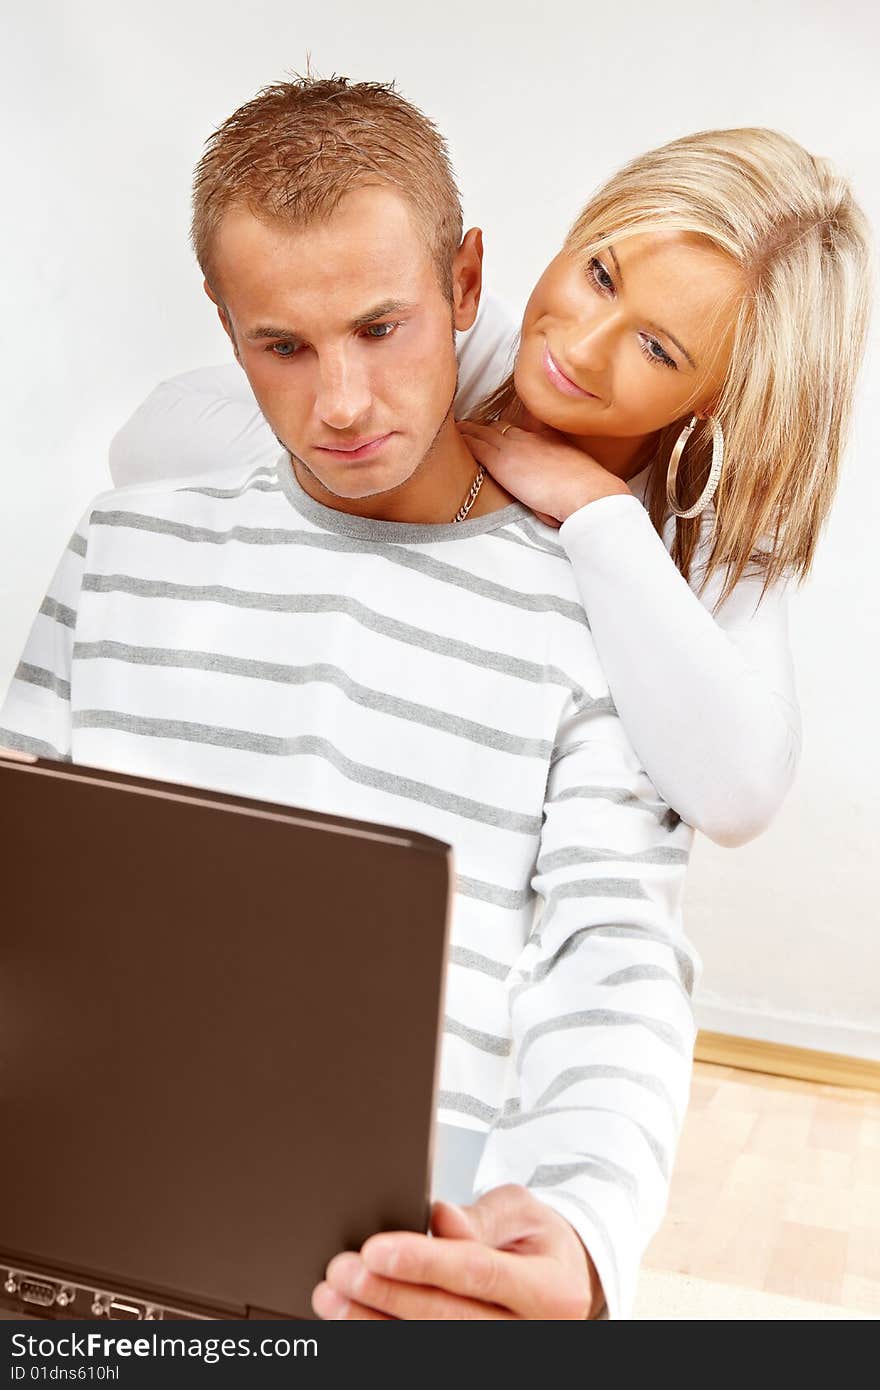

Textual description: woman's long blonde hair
[475,128,873,604]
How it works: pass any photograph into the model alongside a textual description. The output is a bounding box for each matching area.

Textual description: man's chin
[292,449,418,504]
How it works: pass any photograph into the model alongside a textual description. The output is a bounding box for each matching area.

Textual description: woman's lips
[542,343,598,399]
[314,432,395,461]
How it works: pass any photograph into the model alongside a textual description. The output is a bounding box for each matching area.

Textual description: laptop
[0,749,453,1321]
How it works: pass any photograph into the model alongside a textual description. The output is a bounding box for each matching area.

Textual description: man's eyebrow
[246,325,299,341]
[245,300,416,342]
[607,244,698,370]
[350,299,415,330]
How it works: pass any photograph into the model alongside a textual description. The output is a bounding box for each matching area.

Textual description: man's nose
[314,352,372,431]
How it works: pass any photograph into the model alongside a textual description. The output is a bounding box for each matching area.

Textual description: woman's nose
[565,316,614,373]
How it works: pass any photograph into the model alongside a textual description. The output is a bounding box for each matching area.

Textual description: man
[0,77,698,1320]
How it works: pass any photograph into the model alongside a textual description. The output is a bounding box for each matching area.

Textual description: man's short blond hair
[192,75,464,299]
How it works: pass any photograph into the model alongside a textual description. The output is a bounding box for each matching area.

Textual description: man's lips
[313,432,395,461]
[542,343,599,400]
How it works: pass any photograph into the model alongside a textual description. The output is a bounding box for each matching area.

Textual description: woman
[109,126,872,846]
[460,126,871,844]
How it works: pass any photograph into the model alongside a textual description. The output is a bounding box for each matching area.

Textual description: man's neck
[290,415,513,524]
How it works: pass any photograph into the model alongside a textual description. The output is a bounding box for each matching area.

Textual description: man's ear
[203,279,240,361]
[451,227,483,332]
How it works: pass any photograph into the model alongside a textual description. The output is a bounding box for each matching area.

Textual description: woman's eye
[638,334,677,370]
[585,258,677,369]
[362,322,399,340]
[587,257,615,294]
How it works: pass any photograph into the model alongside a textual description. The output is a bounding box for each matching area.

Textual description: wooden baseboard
[694,1030,880,1094]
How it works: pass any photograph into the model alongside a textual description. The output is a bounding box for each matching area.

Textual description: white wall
[2,0,878,1056]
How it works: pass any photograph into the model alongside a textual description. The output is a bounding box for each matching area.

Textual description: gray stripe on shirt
[546,784,669,818]
[0,727,68,761]
[516,924,695,998]
[591,926,696,994]
[537,844,689,871]
[14,662,71,702]
[179,465,278,499]
[492,526,571,563]
[499,1105,669,1179]
[535,1064,680,1124]
[529,1156,639,1205]
[39,596,76,629]
[71,712,543,834]
[437,1091,498,1126]
[80,575,585,697]
[444,1015,512,1056]
[516,1008,690,1070]
[455,874,534,910]
[449,945,512,981]
[543,878,649,911]
[91,510,588,626]
[182,478,282,498]
[73,640,552,759]
[511,518,569,558]
[596,964,692,1005]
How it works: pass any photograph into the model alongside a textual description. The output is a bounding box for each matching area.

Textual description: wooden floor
[641,1060,880,1316]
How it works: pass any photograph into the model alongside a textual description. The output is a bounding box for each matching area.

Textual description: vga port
[20,1278,57,1307]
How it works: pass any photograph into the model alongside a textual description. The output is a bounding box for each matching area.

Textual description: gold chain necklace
[451,465,485,523]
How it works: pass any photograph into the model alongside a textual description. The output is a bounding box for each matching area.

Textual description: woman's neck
[563,430,657,483]
[507,394,658,484]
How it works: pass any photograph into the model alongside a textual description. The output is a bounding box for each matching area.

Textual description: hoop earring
[666,414,725,519]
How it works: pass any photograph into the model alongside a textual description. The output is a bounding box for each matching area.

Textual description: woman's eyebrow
[608,245,698,370]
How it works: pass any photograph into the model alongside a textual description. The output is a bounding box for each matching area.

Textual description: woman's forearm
[558,495,802,846]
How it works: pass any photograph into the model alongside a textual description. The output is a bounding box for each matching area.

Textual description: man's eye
[362,322,399,340]
[269,342,299,358]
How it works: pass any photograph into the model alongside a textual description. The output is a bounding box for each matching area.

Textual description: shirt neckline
[275,451,532,544]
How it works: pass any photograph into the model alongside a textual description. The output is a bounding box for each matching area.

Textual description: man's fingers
[311,1280,393,1320]
[430,1199,476,1240]
[453,1183,544,1249]
[323,1255,516,1320]
[359,1231,555,1317]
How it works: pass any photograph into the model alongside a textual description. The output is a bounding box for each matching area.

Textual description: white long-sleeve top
[0,454,699,1319]
[108,294,801,846]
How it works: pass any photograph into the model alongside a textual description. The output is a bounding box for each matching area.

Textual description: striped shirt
[0,452,699,1319]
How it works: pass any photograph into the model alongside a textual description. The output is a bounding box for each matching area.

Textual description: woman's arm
[108,364,277,486]
[460,420,802,847]
[557,495,802,847]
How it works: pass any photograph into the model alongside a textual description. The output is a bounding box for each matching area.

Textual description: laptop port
[108,1297,143,1320]
[20,1279,57,1307]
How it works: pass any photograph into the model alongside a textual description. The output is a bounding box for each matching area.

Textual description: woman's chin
[514,367,594,436]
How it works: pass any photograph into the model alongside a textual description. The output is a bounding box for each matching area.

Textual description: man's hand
[311,1183,605,1320]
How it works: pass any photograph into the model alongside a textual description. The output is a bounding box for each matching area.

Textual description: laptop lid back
[0,753,453,1319]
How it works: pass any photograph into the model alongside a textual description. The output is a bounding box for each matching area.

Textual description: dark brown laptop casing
[0,751,453,1320]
